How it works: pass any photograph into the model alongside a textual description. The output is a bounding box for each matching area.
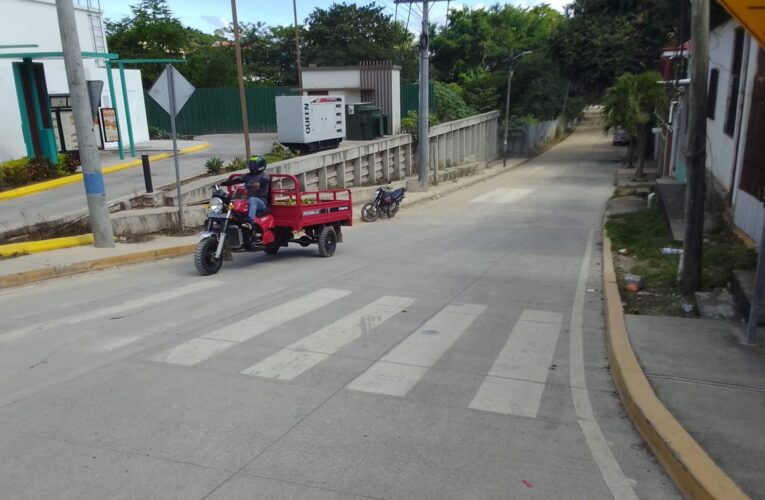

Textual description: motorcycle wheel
[361,203,379,222]
[264,244,280,255]
[194,237,223,275]
[387,201,400,218]
[317,226,337,257]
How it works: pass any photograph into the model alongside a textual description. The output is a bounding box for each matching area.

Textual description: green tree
[430,5,569,122]
[602,71,667,176]
[302,2,417,81]
[105,0,189,86]
[553,0,680,100]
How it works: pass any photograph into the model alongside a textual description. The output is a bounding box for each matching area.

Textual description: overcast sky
[95,1,569,34]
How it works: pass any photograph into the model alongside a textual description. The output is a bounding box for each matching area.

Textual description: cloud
[200,15,229,29]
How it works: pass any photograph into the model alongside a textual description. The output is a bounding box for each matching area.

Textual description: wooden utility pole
[292,0,302,87]
[680,0,709,292]
[231,0,251,158]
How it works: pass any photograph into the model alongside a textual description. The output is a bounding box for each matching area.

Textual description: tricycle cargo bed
[270,174,352,231]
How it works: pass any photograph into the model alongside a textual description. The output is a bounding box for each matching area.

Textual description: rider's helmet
[248,155,267,175]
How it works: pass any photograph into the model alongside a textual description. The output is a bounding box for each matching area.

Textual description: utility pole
[293,0,302,87]
[396,1,447,189]
[231,0,251,158]
[55,0,114,247]
[502,51,532,167]
[680,0,708,292]
[419,0,429,188]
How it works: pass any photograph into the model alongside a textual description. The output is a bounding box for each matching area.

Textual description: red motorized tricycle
[194,173,352,275]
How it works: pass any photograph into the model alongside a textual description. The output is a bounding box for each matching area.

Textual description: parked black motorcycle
[360,186,406,222]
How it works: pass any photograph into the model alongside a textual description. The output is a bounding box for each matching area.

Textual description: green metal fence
[400,82,434,117]
[146,83,435,135]
[145,86,298,135]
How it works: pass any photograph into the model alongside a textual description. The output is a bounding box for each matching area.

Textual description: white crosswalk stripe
[470,188,534,204]
[242,296,415,380]
[0,281,224,345]
[469,309,562,418]
[153,288,351,366]
[346,303,485,397]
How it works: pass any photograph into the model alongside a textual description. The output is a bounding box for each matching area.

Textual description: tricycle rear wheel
[317,226,337,257]
[194,237,223,275]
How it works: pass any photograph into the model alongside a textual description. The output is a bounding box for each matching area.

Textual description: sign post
[148,65,195,230]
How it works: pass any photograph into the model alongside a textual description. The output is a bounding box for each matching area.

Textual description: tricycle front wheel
[317,226,337,257]
[361,203,379,222]
[194,237,223,275]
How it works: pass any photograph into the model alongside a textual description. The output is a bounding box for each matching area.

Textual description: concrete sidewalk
[625,315,765,498]
[0,157,529,288]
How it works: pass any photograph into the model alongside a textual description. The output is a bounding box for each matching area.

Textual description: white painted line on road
[347,303,485,396]
[0,281,224,345]
[153,338,237,366]
[570,230,638,499]
[469,309,562,417]
[470,188,534,204]
[243,296,415,380]
[470,189,507,203]
[93,335,142,353]
[203,288,352,343]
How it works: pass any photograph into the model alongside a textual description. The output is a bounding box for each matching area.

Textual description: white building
[701,18,762,244]
[0,0,148,163]
[300,62,401,134]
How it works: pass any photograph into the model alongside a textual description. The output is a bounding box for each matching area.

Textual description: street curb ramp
[601,231,749,500]
[0,244,196,289]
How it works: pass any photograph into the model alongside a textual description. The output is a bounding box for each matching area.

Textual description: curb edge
[0,244,196,289]
[602,229,749,500]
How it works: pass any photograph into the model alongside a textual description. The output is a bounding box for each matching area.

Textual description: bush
[225,157,247,172]
[400,110,439,145]
[149,126,170,140]
[25,159,57,183]
[433,82,474,122]
[56,153,80,175]
[0,158,30,189]
[270,141,299,160]
[205,156,224,175]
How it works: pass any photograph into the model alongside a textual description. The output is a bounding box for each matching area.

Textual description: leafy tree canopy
[302,2,417,81]
[431,4,567,122]
[553,0,681,99]
[105,0,190,85]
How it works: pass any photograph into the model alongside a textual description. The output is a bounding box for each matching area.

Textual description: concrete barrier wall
[428,111,500,170]
[509,116,563,155]
[268,111,501,191]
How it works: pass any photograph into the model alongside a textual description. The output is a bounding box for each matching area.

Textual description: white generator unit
[275,96,345,152]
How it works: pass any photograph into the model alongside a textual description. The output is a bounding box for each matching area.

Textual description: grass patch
[606,205,758,316]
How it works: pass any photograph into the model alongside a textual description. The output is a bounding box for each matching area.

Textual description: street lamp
[503,50,532,167]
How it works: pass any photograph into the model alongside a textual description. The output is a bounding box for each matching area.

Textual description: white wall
[302,69,360,90]
[706,20,755,192]
[391,69,401,133]
[0,0,147,161]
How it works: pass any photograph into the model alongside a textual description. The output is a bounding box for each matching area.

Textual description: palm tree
[602,71,667,177]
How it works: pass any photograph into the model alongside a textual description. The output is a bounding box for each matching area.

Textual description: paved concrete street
[0,120,681,499]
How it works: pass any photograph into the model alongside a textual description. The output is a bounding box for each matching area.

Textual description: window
[724,28,746,136]
[707,68,719,119]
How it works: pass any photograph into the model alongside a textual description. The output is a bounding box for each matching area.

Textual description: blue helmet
[248,155,267,174]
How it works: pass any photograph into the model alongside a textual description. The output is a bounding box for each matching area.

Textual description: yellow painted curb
[0,142,210,201]
[0,244,196,289]
[0,234,95,257]
[602,230,749,500]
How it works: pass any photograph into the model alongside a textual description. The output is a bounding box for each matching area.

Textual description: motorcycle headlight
[208,197,224,213]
